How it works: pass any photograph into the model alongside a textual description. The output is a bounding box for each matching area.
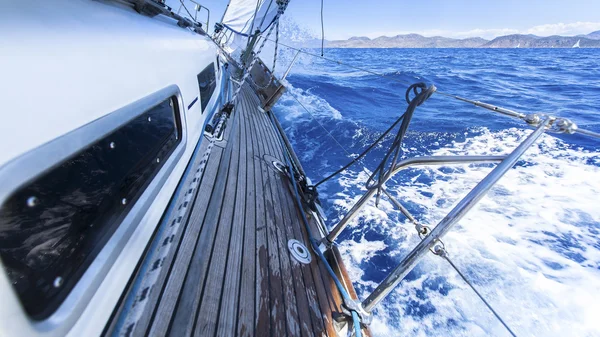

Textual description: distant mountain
[321,32,600,48]
[484,34,600,48]
[587,30,600,40]
[327,34,488,48]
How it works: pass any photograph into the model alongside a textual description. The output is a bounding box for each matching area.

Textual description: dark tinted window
[197,62,216,112]
[0,96,182,318]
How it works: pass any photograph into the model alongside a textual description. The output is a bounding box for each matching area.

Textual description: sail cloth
[221,0,278,51]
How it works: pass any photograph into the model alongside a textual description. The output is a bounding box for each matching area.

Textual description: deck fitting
[272,160,288,174]
[288,239,311,264]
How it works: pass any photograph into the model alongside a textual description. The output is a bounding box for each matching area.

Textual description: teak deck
[106,84,367,337]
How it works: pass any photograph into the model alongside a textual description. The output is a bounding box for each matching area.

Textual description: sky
[179,0,600,40]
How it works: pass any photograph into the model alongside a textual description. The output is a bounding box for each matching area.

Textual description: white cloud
[524,21,600,36]
[359,21,600,40]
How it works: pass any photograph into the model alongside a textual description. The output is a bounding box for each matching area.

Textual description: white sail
[573,39,581,48]
[221,0,279,50]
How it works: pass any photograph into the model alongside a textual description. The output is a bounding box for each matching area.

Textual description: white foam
[329,128,600,337]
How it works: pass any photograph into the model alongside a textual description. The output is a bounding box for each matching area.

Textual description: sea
[271,48,600,337]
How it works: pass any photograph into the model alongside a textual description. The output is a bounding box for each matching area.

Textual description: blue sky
[183,0,600,40]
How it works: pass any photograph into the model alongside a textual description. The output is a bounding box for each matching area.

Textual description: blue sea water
[272,49,600,337]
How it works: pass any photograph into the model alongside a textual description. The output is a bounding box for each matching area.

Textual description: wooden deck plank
[217,92,250,337]
[166,121,238,337]
[137,141,224,336]
[145,142,224,337]
[258,110,328,337]
[247,97,288,337]
[236,92,257,337]
[252,100,317,337]
[247,90,303,337]
[246,95,271,337]
[193,97,243,337]
[244,85,340,337]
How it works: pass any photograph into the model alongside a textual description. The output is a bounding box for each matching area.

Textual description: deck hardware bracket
[288,239,312,264]
[341,299,372,326]
[222,102,234,116]
[524,113,541,126]
[552,117,578,134]
[272,160,289,175]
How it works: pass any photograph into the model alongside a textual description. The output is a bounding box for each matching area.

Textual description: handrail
[360,119,550,312]
[177,0,210,29]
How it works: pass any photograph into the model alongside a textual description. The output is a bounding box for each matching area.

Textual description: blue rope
[222,23,250,37]
[222,15,278,39]
[267,112,363,337]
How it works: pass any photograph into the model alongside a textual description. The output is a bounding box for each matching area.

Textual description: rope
[222,23,250,37]
[366,83,436,206]
[305,83,435,192]
[286,83,437,191]
[257,0,275,30]
[313,110,406,187]
[434,248,518,337]
[272,20,279,74]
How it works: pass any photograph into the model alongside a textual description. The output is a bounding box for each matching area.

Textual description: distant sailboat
[573,39,581,48]
[515,43,520,48]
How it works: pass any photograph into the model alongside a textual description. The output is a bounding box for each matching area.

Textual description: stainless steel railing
[323,118,551,317]
[177,0,210,29]
[362,119,550,311]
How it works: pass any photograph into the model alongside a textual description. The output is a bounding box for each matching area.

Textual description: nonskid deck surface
[108,84,350,337]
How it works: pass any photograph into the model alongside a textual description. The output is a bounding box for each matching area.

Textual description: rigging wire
[246,0,263,40]
[313,111,405,187]
[434,247,518,337]
[286,91,374,180]
[320,0,325,56]
[257,0,275,29]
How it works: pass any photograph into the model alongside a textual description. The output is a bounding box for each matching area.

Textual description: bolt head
[53,277,63,288]
[121,198,127,205]
[109,142,116,149]
[26,196,39,208]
